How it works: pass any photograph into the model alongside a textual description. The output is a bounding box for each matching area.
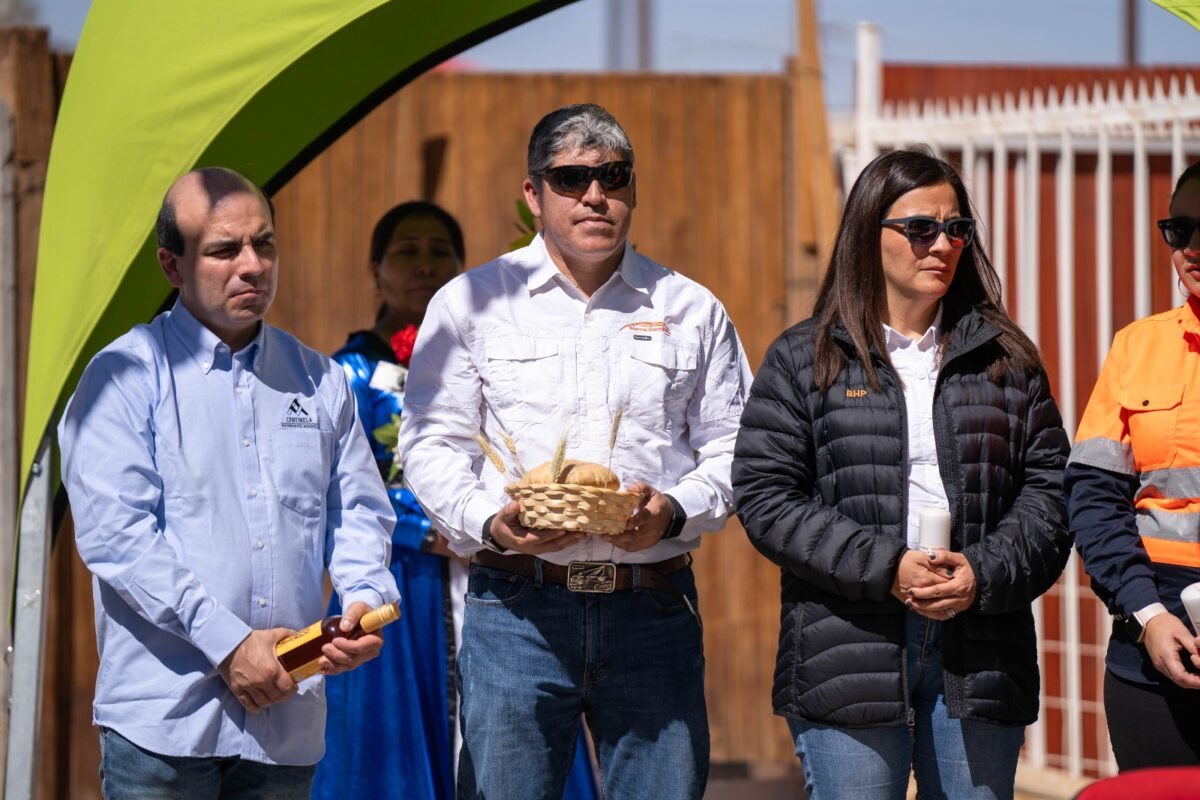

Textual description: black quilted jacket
[732,306,1071,727]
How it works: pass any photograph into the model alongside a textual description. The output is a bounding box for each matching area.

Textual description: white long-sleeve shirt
[398,235,752,564]
[883,307,951,550]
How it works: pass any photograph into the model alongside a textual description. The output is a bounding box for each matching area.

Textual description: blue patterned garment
[312,331,598,800]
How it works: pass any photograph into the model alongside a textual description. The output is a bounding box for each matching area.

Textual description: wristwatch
[1114,612,1146,643]
[662,493,687,540]
[480,514,507,553]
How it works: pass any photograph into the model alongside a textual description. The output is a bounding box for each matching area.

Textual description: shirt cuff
[463,495,499,547]
[189,603,254,668]
[660,481,714,520]
[341,587,388,615]
[1116,577,1163,619]
[1133,602,1169,628]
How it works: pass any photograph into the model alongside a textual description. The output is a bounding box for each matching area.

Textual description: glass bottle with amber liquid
[275,601,400,682]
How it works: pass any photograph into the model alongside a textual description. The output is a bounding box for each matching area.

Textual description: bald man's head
[156,167,274,256]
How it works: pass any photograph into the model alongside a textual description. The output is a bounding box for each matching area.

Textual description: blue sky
[35,0,1200,109]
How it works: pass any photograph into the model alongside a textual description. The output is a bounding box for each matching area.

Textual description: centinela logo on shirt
[282,398,319,429]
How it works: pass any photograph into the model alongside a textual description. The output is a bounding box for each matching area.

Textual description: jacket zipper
[927,328,997,720]
[876,353,915,734]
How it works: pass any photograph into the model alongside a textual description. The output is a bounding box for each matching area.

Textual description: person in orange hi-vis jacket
[1068,159,1200,771]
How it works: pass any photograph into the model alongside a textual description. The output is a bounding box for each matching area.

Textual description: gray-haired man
[399,104,751,799]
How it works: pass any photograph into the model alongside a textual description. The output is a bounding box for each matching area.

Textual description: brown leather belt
[472,549,691,596]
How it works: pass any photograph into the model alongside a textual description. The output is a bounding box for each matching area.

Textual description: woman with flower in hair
[314,202,598,800]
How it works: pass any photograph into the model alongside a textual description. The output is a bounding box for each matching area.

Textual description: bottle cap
[359,601,401,633]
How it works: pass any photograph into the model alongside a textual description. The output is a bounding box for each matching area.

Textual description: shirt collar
[882,304,943,354]
[1182,295,1200,336]
[524,234,648,296]
[166,298,265,374]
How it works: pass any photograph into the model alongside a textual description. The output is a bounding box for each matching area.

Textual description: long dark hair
[813,149,1043,391]
[371,200,465,322]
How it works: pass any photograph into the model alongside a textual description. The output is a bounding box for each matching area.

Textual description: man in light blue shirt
[58,167,399,798]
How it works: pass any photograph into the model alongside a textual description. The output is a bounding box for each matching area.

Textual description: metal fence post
[5,434,53,800]
[0,96,17,793]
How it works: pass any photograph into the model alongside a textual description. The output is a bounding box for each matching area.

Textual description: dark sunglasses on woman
[880,215,975,249]
[537,160,633,194]
[1158,216,1200,249]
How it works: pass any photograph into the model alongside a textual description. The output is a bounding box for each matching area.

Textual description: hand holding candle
[1183,583,1200,636]
[918,507,951,557]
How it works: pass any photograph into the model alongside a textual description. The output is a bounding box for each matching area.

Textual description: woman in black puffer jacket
[733,149,1071,800]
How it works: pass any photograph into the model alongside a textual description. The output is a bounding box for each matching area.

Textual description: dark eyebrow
[203,237,240,251]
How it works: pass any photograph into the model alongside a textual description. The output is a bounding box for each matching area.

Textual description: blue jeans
[457,561,708,800]
[789,612,1025,800]
[99,727,315,800]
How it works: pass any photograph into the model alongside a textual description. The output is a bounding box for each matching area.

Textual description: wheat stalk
[502,434,527,476]
[550,432,568,483]
[473,432,509,477]
[607,408,624,470]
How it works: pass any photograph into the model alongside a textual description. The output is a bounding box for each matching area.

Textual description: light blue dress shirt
[58,300,398,765]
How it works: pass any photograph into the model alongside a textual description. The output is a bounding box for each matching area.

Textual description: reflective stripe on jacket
[1071,297,1200,568]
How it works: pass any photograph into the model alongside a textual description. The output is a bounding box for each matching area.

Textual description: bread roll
[522,459,620,490]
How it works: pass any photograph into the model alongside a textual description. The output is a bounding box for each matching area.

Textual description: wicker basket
[505,482,643,535]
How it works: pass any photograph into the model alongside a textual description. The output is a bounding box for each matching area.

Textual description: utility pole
[1124,0,1137,67]
[607,0,653,70]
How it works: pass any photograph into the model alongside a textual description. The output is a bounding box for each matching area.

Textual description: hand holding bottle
[219,628,297,714]
[316,601,387,676]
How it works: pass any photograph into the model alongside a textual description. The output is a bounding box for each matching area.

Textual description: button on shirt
[58,301,399,765]
[398,235,752,564]
[883,308,950,549]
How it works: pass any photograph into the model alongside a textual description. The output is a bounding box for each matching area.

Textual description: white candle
[1182,583,1200,635]
[918,507,951,557]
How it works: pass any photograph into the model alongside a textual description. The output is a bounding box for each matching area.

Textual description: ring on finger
[945,608,956,619]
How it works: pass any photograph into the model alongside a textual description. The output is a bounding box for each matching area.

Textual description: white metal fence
[834,22,1200,778]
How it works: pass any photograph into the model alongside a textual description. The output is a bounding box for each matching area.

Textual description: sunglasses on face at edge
[536,161,634,195]
[1158,217,1200,250]
[880,216,976,249]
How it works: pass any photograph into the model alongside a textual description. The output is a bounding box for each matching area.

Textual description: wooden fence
[5,29,836,796]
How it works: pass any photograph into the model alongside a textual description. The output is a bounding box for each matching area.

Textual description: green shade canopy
[22,0,573,493]
[1154,0,1200,29]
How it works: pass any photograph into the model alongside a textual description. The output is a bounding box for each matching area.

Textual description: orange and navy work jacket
[1068,297,1200,680]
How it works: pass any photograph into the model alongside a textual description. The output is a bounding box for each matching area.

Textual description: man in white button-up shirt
[398,104,751,799]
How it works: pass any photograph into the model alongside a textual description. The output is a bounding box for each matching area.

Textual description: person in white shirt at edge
[57,167,399,799]
[397,104,752,800]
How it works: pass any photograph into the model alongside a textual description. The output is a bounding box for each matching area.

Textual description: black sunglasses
[537,160,633,194]
[1158,217,1200,249]
[880,216,975,248]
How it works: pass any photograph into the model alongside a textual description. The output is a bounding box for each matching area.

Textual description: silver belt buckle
[567,561,617,593]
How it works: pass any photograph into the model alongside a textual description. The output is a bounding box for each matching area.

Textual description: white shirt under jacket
[397,234,752,564]
[882,306,951,550]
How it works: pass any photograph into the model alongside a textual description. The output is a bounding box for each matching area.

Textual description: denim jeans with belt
[456,561,708,800]
[789,611,1025,800]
